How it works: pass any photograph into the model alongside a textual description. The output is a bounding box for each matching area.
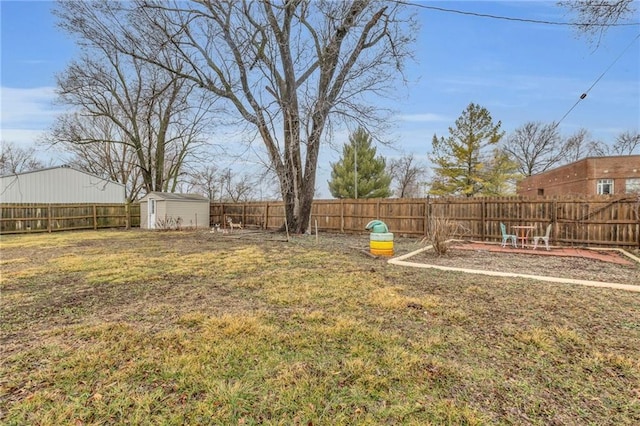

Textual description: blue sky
[1,1,639,198]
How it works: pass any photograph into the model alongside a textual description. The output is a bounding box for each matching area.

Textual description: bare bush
[422,217,467,255]
[155,216,183,231]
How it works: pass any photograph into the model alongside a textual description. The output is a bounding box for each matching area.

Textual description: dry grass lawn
[1,229,639,425]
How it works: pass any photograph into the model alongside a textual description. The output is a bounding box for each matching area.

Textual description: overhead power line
[393,0,639,128]
[394,0,640,27]
[553,32,640,129]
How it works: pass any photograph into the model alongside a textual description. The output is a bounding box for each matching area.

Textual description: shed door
[148,199,156,229]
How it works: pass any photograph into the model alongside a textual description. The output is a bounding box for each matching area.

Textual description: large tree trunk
[280,170,316,234]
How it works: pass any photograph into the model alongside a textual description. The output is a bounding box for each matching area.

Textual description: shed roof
[140,192,210,202]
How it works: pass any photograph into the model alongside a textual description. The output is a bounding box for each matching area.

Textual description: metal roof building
[0,166,125,204]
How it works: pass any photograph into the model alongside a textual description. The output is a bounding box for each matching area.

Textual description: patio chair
[533,224,552,251]
[500,223,517,248]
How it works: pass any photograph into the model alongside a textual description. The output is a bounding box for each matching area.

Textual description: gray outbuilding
[0,165,125,204]
[139,192,210,230]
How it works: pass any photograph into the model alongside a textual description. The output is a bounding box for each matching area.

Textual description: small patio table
[512,225,535,248]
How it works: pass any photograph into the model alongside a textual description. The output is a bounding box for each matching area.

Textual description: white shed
[0,166,125,204]
[139,192,210,230]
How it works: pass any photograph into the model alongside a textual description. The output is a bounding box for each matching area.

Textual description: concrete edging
[388,241,640,293]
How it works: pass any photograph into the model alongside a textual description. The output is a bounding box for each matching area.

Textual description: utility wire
[394,0,639,128]
[553,32,640,129]
[393,0,640,27]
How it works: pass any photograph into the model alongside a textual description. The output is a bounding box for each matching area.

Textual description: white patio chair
[532,224,552,251]
[500,223,517,248]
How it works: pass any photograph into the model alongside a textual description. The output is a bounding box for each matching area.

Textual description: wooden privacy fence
[213,195,640,248]
[0,203,140,234]
[2,196,638,248]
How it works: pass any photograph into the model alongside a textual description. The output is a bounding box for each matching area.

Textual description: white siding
[164,200,209,228]
[140,201,149,229]
[156,201,168,225]
[139,192,210,229]
[0,167,125,203]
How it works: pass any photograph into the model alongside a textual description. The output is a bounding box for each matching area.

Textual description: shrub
[155,216,183,231]
[422,217,466,255]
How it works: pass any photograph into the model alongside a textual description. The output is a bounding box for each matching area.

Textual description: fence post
[425,196,431,236]
[125,202,130,230]
[93,205,98,230]
[635,195,640,249]
[340,199,344,233]
[423,198,428,236]
[242,203,246,226]
[48,205,52,233]
[221,204,226,229]
[480,198,487,241]
[552,199,558,244]
[264,203,268,230]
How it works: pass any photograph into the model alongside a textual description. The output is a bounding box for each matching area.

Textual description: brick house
[517,155,640,197]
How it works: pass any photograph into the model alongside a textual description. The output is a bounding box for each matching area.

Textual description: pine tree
[328,128,391,199]
[429,103,513,197]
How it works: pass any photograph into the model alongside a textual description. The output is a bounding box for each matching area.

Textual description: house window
[596,179,614,195]
[537,188,544,196]
[626,178,640,194]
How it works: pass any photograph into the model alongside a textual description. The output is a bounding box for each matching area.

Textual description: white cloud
[0,86,69,150]
[0,86,64,128]
[0,129,48,147]
[396,113,449,123]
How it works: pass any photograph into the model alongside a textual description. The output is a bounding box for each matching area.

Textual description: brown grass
[1,229,639,425]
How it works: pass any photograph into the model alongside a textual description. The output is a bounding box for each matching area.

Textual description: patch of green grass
[1,230,639,424]
[0,229,139,249]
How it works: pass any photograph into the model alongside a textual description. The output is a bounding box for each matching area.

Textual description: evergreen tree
[481,148,520,196]
[429,103,514,197]
[328,128,391,199]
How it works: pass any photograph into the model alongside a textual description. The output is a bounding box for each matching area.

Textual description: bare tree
[183,165,220,200]
[573,129,640,157]
[52,3,216,197]
[503,122,565,177]
[559,0,637,44]
[65,0,416,232]
[388,154,427,198]
[612,130,640,155]
[560,128,605,162]
[212,168,256,202]
[224,174,256,203]
[48,115,144,201]
[0,142,48,175]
